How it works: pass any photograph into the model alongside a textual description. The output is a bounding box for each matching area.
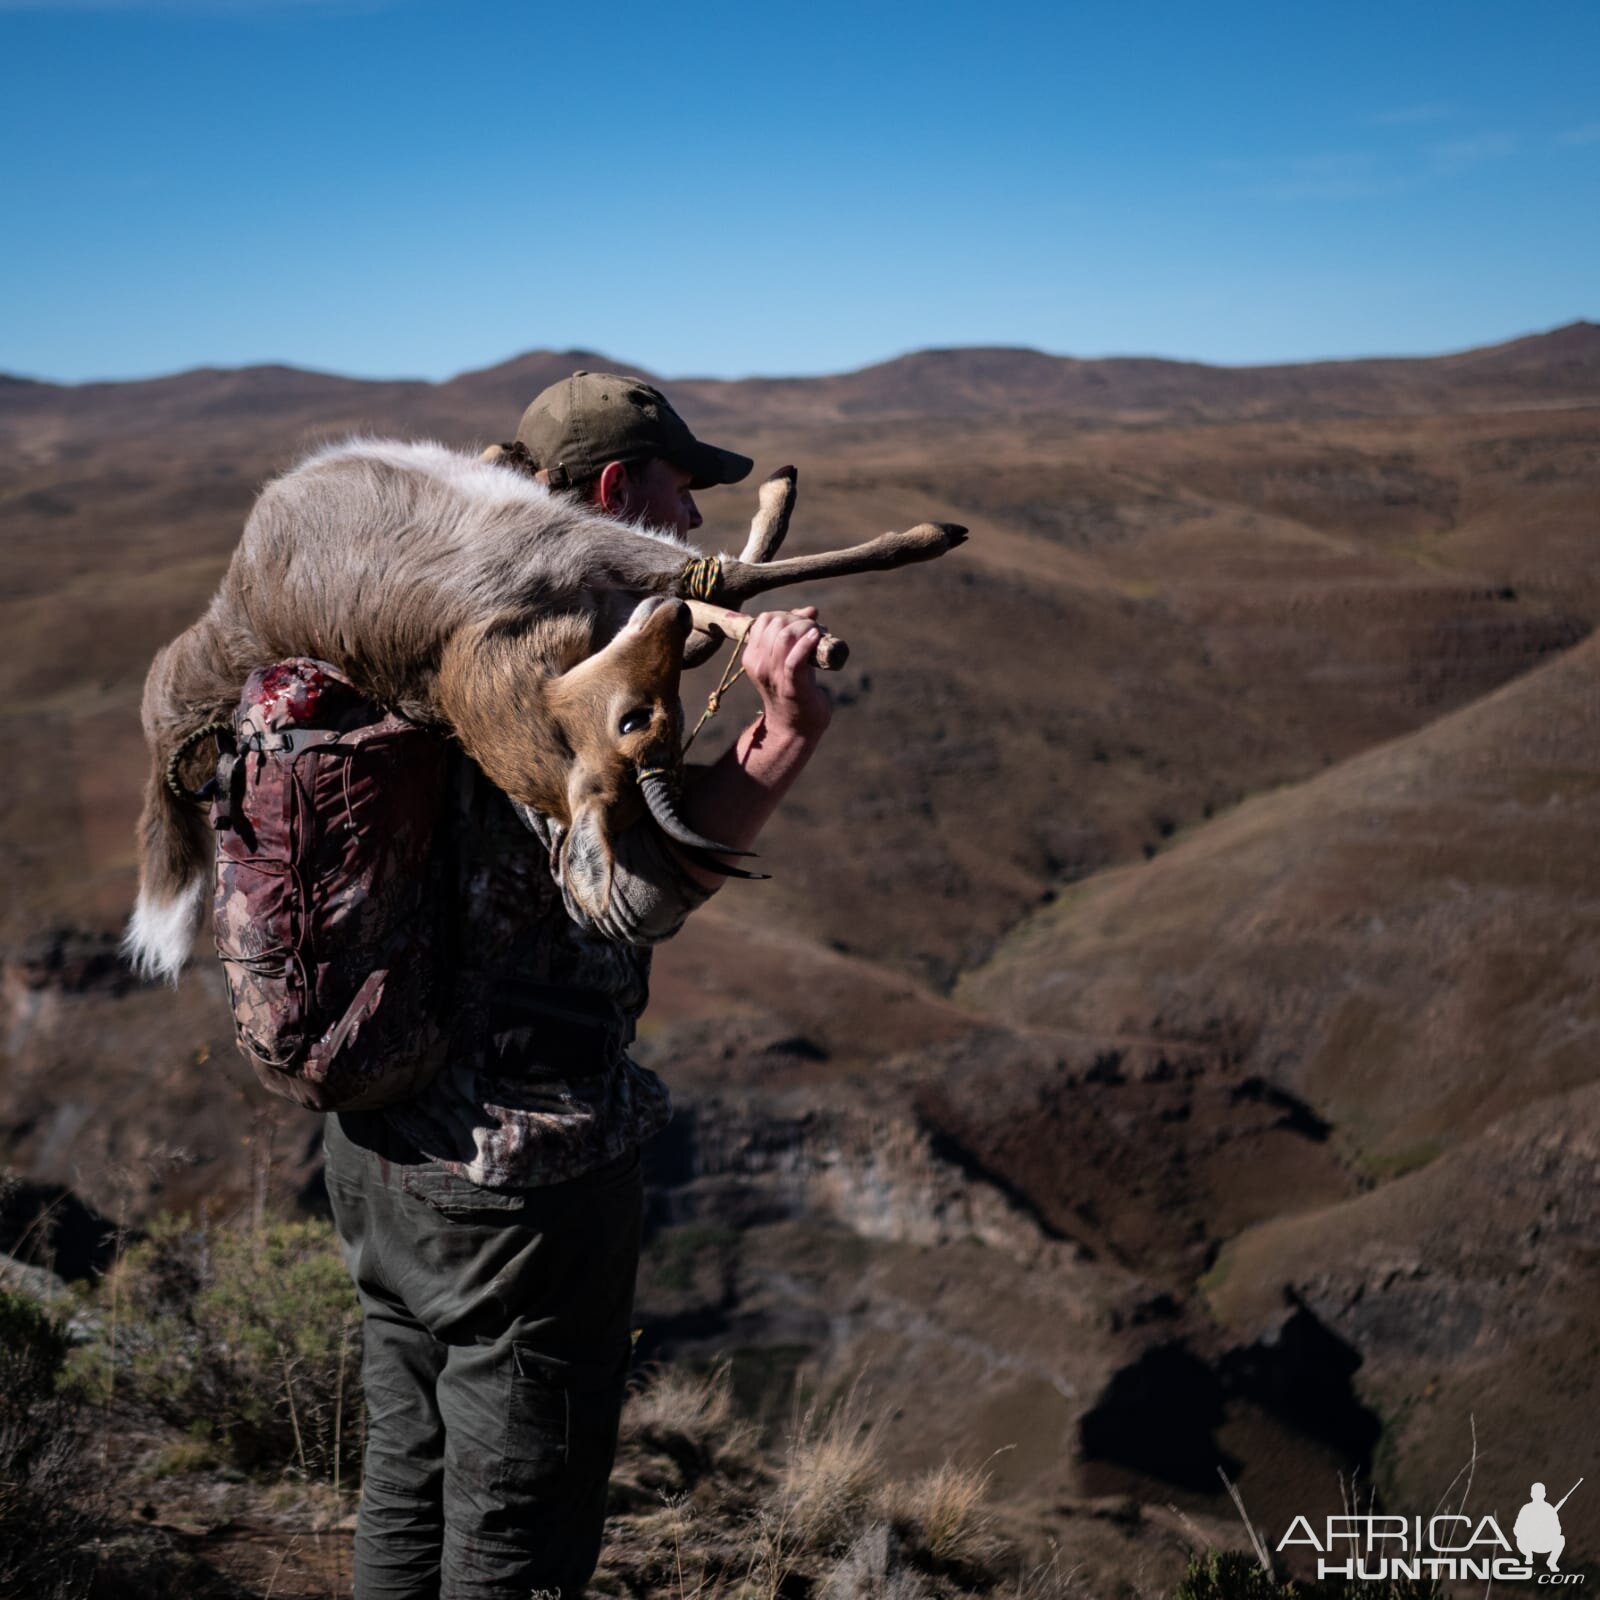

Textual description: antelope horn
[637,770,758,860]
[674,847,772,883]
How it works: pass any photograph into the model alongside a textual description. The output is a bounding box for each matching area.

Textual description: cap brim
[679,440,754,491]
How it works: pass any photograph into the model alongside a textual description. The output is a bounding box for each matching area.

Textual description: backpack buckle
[258,728,339,755]
[207,726,241,831]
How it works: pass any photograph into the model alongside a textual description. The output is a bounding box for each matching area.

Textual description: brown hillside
[4,326,1600,1575]
[959,628,1600,1165]
[957,626,1600,1548]
[1203,1079,1600,1564]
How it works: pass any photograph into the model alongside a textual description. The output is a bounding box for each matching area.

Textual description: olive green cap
[514,371,753,492]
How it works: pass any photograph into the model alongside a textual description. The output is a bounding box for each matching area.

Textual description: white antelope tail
[122,740,215,985]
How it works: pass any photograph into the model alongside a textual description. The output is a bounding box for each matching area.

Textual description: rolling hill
[3,321,1599,1576]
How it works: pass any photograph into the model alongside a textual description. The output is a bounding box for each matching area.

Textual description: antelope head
[438,595,753,920]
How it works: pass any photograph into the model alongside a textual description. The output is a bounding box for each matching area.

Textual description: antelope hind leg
[739,466,799,564]
[716,521,967,605]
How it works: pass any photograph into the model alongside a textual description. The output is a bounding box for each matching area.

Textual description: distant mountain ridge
[5,321,1597,437]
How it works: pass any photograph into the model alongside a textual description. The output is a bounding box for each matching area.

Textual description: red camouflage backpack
[209,658,456,1111]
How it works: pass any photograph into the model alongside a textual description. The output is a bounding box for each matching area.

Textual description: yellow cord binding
[680,554,724,602]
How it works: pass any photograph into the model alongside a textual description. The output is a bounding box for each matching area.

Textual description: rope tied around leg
[680,554,724,602]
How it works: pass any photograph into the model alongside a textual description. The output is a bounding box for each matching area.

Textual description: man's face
[622,458,703,538]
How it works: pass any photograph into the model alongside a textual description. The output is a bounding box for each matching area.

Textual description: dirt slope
[958,630,1600,1547]
[960,629,1600,1165]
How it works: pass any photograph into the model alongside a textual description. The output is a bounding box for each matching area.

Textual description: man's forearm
[674,713,824,891]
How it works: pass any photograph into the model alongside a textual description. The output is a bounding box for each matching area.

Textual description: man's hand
[740,605,832,742]
[672,605,834,893]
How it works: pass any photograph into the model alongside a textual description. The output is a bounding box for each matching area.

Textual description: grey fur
[127,437,967,982]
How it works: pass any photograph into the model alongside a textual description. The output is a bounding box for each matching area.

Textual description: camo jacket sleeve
[524,808,715,947]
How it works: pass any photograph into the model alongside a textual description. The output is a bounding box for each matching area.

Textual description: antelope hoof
[816,635,849,670]
[905,521,968,551]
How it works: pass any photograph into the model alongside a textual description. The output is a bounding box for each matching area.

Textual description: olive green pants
[323,1113,642,1600]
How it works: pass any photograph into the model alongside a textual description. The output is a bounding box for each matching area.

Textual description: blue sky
[2,0,1596,382]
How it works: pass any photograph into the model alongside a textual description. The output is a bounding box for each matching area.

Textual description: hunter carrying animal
[124,371,965,1598]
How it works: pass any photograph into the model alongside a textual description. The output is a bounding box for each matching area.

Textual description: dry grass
[620,1359,757,1467]
[819,1522,932,1600]
[618,1368,898,1600]
[878,1457,1010,1572]
[1004,1544,1089,1600]
[776,1373,886,1555]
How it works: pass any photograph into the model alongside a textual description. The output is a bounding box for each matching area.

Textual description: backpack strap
[238,727,348,755]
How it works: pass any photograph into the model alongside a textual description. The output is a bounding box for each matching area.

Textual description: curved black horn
[675,845,771,882]
[638,770,757,859]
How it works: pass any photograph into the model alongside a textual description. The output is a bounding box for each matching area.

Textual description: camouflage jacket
[377,750,712,1187]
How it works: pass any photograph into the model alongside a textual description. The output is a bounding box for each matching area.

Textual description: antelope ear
[621,594,692,639]
[622,595,665,633]
[559,803,615,924]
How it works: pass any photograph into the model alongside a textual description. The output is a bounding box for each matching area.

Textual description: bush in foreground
[0,1285,99,1598]
[66,1213,362,1483]
[1173,1547,1445,1600]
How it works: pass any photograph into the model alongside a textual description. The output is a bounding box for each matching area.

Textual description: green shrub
[1172,1548,1444,1600]
[0,1285,98,1598]
[72,1214,363,1482]
[1175,1551,1291,1600]
[0,1281,69,1391]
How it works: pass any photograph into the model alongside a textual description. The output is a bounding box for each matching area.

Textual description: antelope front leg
[716,521,968,605]
[686,600,849,670]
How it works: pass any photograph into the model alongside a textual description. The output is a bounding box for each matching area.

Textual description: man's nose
[685,495,703,533]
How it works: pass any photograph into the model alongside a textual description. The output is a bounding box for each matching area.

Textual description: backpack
[209,658,455,1111]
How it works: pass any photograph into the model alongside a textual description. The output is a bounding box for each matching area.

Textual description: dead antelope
[127,437,966,983]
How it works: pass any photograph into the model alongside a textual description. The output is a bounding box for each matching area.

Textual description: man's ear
[595,459,634,519]
[559,802,616,924]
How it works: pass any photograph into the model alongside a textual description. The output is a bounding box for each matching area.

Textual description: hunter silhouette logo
[1516,1481,1583,1574]
[1277,1473,1586,1585]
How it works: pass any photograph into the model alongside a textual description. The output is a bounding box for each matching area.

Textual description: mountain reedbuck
[128,437,967,981]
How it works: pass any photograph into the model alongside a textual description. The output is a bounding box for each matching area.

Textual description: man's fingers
[749,606,817,633]
[747,613,791,657]
[783,625,822,673]
[741,609,825,679]
[749,614,808,649]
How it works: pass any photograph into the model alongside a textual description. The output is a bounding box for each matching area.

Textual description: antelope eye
[619,708,652,736]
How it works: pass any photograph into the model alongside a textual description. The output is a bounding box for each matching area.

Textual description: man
[321,373,831,1599]
[1514,1482,1567,1572]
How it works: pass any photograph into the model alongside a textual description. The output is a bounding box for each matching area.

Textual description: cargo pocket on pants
[497,1341,631,1512]
[498,1343,570,1502]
